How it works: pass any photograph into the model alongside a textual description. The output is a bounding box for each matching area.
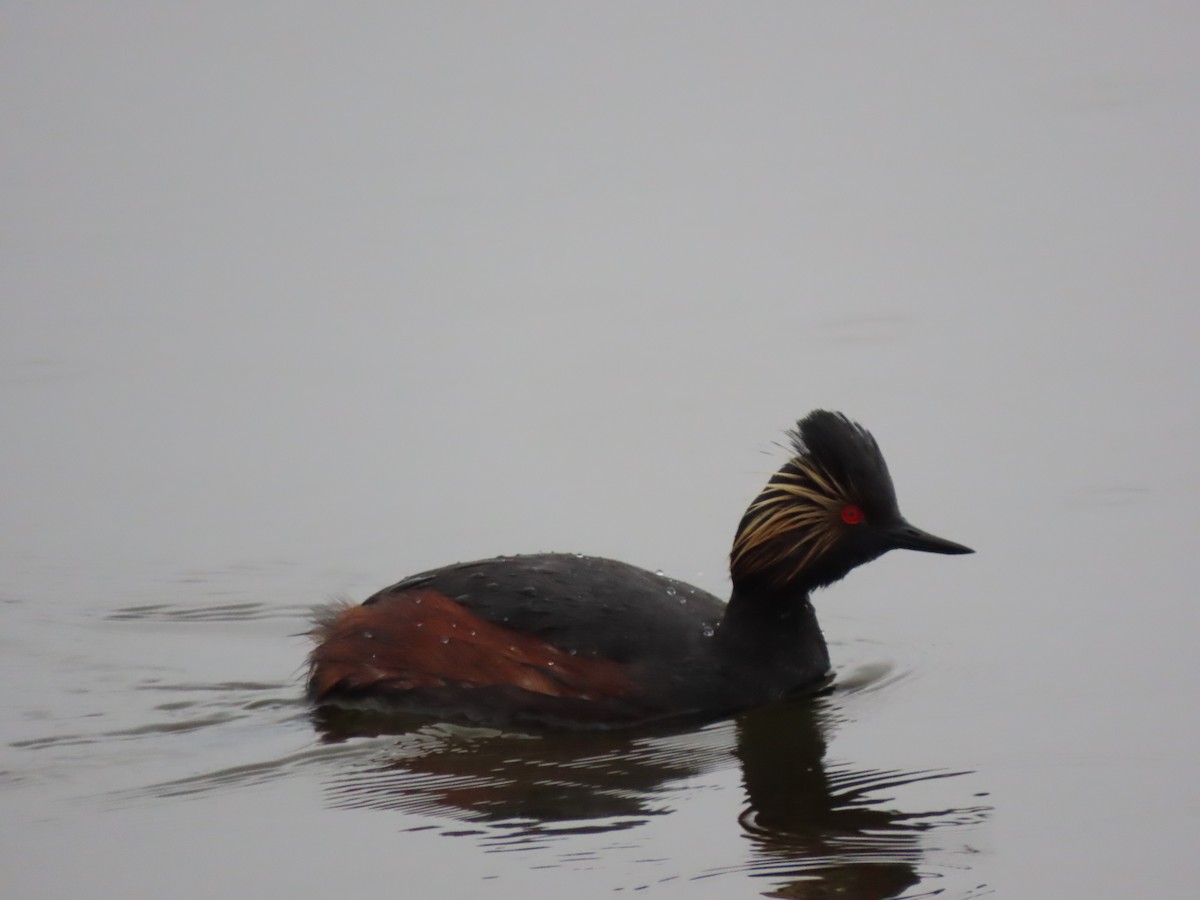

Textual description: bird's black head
[730,410,973,593]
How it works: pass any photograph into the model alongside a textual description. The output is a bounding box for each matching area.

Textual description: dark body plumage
[308,411,972,729]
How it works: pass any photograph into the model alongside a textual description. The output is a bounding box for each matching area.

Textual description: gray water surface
[4,5,1198,898]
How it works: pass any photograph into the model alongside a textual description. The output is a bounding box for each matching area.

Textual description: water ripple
[105,601,311,622]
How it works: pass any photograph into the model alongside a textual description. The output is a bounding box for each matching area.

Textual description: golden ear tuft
[730,454,854,586]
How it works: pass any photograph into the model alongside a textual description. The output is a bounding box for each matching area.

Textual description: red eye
[841,505,865,525]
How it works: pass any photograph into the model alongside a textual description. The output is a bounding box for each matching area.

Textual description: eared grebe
[307,410,972,729]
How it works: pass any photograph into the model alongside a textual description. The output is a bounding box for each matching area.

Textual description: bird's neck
[720,583,817,643]
[716,583,830,695]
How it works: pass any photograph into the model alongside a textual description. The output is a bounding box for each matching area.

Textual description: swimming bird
[307,410,972,729]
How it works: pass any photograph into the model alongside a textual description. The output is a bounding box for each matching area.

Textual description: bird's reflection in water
[313,694,989,897]
[731,701,988,897]
[313,705,722,835]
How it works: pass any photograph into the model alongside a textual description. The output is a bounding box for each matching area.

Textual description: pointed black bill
[887,520,974,555]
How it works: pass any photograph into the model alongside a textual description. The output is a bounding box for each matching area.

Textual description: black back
[370,553,725,667]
